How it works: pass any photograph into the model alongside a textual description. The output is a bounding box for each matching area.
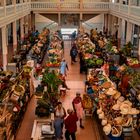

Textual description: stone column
[24,15,29,35]
[13,20,17,52]
[104,14,108,34]
[58,13,61,27]
[80,13,83,29]
[108,14,112,36]
[28,14,32,31]
[126,21,133,43]
[118,18,122,50]
[138,26,140,60]
[2,26,8,70]
[31,13,35,31]
[20,17,24,40]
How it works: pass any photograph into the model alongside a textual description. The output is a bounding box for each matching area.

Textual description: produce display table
[86,67,139,138]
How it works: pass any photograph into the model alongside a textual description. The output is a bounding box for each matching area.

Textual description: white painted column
[104,14,108,33]
[24,16,29,35]
[13,21,17,52]
[80,13,83,29]
[126,21,133,42]
[138,37,140,60]
[28,14,32,31]
[20,17,24,40]
[58,13,61,27]
[108,14,112,36]
[2,26,8,70]
[118,18,122,49]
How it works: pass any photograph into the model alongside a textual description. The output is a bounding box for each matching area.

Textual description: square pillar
[13,21,17,52]
[2,26,8,70]
[20,17,24,40]
[126,22,132,43]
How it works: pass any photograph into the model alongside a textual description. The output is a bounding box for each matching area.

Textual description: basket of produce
[82,94,93,109]
[111,125,122,137]
[12,84,25,96]
[122,117,133,127]
[101,81,111,89]
[103,123,112,135]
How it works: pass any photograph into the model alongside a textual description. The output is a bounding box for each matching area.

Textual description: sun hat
[105,88,116,96]
[128,108,140,115]
[101,119,107,126]
[120,103,131,115]
[112,104,120,111]
[114,117,123,125]
[99,111,105,119]
[113,91,121,100]
[103,124,111,135]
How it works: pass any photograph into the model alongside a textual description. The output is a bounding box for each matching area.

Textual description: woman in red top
[72,92,84,128]
[64,109,78,140]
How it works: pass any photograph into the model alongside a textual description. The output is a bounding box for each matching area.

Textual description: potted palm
[35,68,62,117]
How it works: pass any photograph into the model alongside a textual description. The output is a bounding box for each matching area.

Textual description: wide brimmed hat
[101,119,108,126]
[99,111,105,119]
[114,117,123,125]
[103,124,111,135]
[128,108,140,115]
[120,103,131,115]
[112,104,120,111]
[105,88,116,96]
[113,91,121,100]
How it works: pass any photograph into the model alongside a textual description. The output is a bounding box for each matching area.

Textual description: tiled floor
[15,41,100,140]
[10,40,140,140]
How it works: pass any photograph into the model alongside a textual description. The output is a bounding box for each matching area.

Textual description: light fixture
[133,34,138,38]
[23,22,28,27]
[114,23,119,28]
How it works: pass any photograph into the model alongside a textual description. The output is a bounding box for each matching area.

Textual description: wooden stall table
[31,114,55,140]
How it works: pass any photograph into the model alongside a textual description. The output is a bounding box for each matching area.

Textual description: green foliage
[130,72,140,87]
[35,98,51,117]
[42,69,62,93]
[121,41,133,56]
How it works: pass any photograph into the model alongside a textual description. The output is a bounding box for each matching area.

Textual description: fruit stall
[85,68,140,139]
[77,34,104,73]
[0,62,34,139]
[46,34,63,69]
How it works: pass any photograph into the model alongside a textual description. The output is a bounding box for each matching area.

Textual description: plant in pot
[122,41,133,56]
[35,68,62,117]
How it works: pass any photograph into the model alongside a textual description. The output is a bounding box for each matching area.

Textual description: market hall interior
[15,40,102,140]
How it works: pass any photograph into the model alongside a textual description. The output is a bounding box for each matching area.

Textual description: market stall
[85,68,140,139]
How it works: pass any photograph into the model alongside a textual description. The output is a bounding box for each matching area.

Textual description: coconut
[112,104,120,111]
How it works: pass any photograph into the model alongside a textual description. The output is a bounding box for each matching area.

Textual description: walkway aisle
[15,40,100,140]
[61,40,99,140]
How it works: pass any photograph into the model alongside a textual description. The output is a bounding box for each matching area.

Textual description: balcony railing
[31,2,109,12]
[0,2,31,27]
[0,1,140,28]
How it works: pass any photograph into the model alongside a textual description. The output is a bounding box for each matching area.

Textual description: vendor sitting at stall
[87,85,94,95]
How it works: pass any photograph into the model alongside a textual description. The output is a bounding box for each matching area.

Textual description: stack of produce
[82,94,93,109]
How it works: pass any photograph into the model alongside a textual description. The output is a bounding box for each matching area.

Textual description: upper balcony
[0,0,140,27]
[31,0,109,13]
[0,1,31,28]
